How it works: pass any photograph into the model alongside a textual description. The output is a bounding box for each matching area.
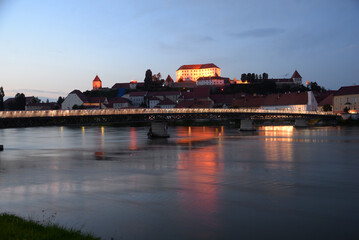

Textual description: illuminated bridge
[0,108,339,128]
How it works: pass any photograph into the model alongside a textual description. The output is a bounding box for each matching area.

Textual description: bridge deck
[0,108,337,119]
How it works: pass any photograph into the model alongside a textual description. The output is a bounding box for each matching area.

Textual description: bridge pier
[240,119,255,131]
[295,119,308,128]
[148,121,170,138]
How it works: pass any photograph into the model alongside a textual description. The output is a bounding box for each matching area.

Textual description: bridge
[0,108,339,128]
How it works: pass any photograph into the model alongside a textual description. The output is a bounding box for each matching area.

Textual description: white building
[196,77,226,86]
[110,98,130,109]
[61,90,87,110]
[148,97,161,108]
[176,63,221,82]
[261,91,318,111]
[129,91,147,107]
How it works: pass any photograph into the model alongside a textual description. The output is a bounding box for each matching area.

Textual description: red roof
[88,97,107,103]
[147,91,180,97]
[318,94,334,106]
[210,94,234,105]
[262,92,308,106]
[148,96,161,101]
[173,81,197,88]
[158,98,175,106]
[291,70,302,79]
[193,87,210,99]
[112,83,130,89]
[129,91,147,97]
[93,75,101,82]
[232,96,265,108]
[334,85,359,96]
[175,100,213,108]
[109,97,130,104]
[177,63,219,71]
[70,90,88,102]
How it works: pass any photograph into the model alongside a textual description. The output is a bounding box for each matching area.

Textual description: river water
[0,125,358,239]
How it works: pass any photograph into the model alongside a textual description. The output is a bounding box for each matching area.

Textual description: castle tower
[93,75,102,90]
[291,70,302,85]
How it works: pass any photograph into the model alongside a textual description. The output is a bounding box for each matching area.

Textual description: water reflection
[129,127,138,150]
[175,126,224,146]
[176,126,224,233]
[259,126,294,170]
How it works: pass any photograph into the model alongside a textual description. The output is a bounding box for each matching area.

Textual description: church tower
[93,75,102,90]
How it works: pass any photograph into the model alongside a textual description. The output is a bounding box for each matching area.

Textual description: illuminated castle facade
[176,63,221,82]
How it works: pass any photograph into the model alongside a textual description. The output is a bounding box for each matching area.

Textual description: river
[0,125,359,239]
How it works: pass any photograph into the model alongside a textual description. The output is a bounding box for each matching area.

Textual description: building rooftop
[262,92,308,106]
[291,70,302,79]
[177,63,219,71]
[334,85,359,96]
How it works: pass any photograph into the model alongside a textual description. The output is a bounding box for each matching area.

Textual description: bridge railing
[0,108,338,119]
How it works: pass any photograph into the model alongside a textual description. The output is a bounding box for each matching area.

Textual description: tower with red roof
[93,75,102,90]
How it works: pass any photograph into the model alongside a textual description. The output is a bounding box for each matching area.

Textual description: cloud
[158,34,214,51]
[229,28,286,39]
[5,88,67,97]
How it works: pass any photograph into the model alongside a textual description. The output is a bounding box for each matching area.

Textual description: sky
[0,0,358,99]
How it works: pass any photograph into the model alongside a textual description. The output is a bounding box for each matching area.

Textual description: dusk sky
[0,0,358,99]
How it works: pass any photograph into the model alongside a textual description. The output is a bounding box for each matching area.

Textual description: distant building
[148,96,161,108]
[93,75,102,90]
[4,96,37,110]
[316,91,336,112]
[176,63,221,82]
[333,85,359,113]
[165,75,174,87]
[62,90,88,110]
[128,91,147,107]
[196,76,229,86]
[271,70,303,88]
[261,91,317,111]
[108,97,131,109]
[25,102,59,111]
[157,98,176,109]
[62,90,108,109]
[172,81,197,89]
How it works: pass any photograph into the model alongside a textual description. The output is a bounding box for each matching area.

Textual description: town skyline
[1,0,358,99]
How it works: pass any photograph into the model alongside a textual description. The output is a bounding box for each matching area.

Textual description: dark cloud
[229,28,285,39]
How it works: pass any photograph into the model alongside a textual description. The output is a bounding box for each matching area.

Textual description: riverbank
[0,213,99,240]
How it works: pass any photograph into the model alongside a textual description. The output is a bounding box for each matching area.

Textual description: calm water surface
[0,125,359,239]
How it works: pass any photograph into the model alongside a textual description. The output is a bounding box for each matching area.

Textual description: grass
[0,213,100,240]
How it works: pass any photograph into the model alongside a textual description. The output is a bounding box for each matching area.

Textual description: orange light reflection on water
[259,126,294,170]
[176,126,224,229]
[129,127,137,150]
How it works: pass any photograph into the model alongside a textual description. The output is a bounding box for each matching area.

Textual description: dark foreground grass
[0,213,100,240]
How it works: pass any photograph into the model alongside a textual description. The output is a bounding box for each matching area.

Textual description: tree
[143,69,153,90]
[57,96,65,105]
[9,93,26,110]
[308,82,326,92]
[0,87,4,111]
[263,73,268,80]
[323,104,332,112]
